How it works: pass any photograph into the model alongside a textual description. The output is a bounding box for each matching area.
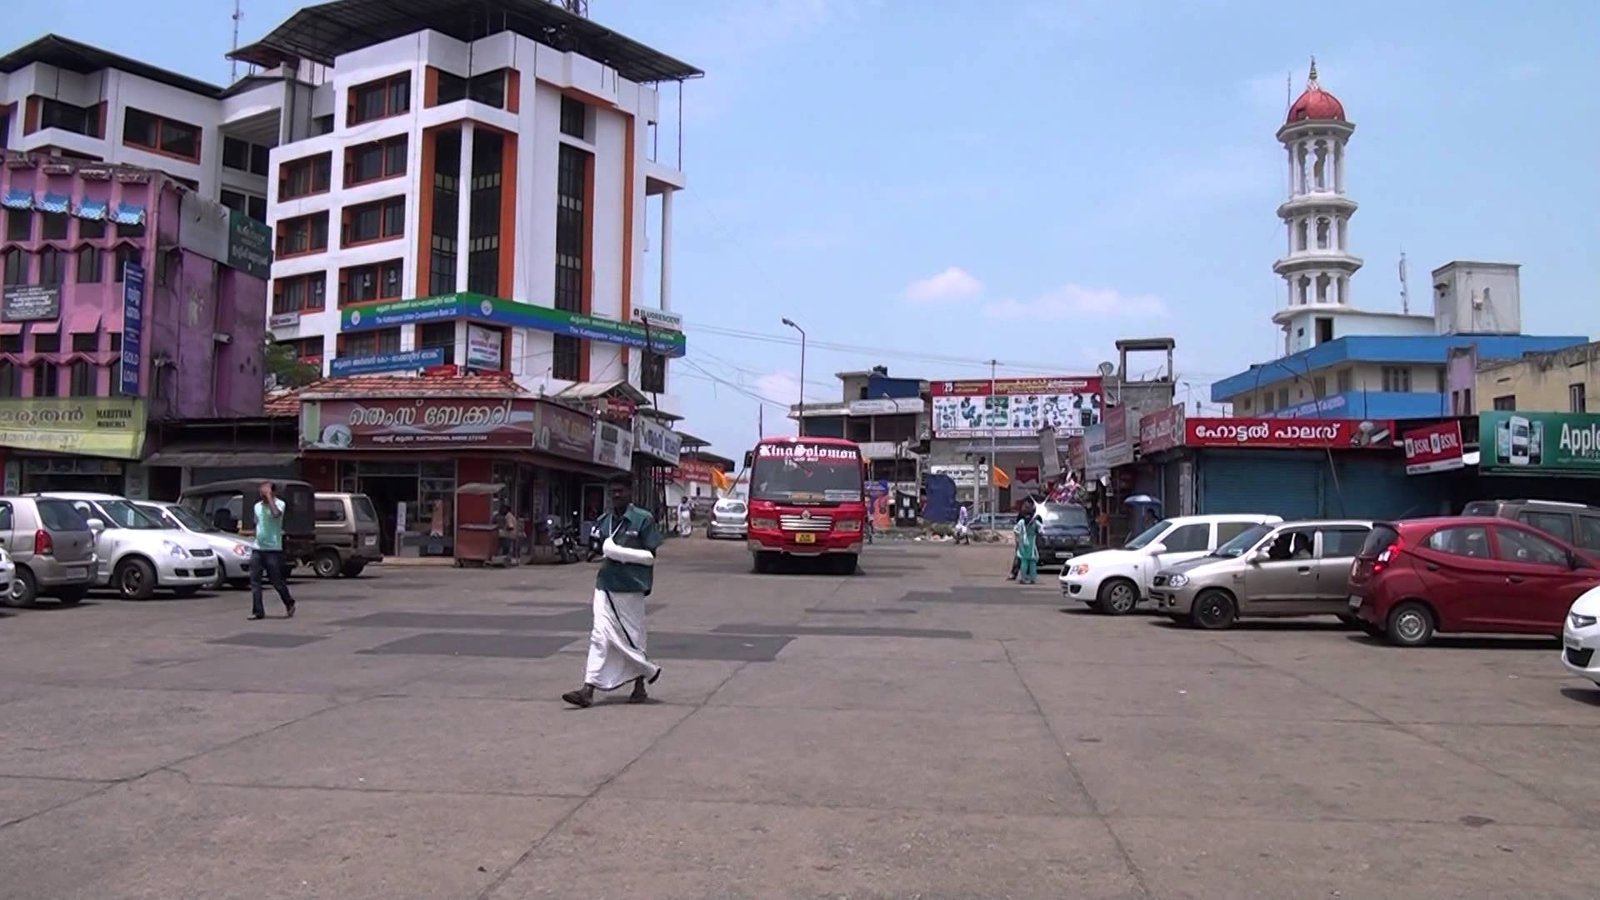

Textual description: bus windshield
[750,444,863,504]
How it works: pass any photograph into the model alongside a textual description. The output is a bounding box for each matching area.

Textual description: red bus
[744,436,868,574]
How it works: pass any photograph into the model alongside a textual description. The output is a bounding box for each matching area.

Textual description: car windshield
[161,504,219,533]
[750,446,863,503]
[1037,503,1088,526]
[717,501,747,515]
[1213,523,1273,557]
[1125,519,1172,550]
[353,496,379,525]
[91,499,165,529]
[35,499,89,531]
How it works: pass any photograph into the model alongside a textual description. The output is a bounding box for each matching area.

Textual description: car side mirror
[86,518,105,533]
[1248,549,1268,565]
[1146,542,1167,556]
[1569,551,1588,570]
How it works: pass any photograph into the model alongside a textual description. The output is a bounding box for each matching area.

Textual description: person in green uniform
[562,481,664,708]
[1014,499,1041,585]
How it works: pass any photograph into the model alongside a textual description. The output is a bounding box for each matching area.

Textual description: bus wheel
[752,552,776,574]
[835,553,859,575]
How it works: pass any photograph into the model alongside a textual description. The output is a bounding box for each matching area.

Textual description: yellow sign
[0,398,147,459]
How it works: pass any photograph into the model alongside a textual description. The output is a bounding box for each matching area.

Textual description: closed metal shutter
[1160,460,1183,514]
[1199,450,1324,519]
[1330,456,1450,520]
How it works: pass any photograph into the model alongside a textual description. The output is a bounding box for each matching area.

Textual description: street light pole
[781,318,806,436]
[987,358,999,520]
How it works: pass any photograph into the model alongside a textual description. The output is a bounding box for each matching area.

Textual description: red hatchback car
[1348,516,1600,647]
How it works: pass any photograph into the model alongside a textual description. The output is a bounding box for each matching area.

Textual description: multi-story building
[1450,340,1600,416]
[0,153,269,494]
[790,365,928,485]
[1210,64,1588,420]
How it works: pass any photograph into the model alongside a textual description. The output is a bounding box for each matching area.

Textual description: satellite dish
[1096,361,1116,378]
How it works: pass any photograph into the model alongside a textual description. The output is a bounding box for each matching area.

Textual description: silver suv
[42,493,217,600]
[0,496,96,607]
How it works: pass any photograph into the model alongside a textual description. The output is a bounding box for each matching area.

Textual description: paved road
[0,538,1596,898]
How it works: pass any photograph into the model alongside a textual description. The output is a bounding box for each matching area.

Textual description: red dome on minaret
[1286,58,1345,124]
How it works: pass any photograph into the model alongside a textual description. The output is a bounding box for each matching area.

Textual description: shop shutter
[1199,450,1323,519]
[1161,460,1183,514]
[1329,455,1450,520]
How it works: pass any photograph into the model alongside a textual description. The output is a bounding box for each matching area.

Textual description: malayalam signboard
[634,417,682,465]
[328,348,446,377]
[1184,418,1395,449]
[534,401,596,462]
[341,293,686,357]
[1480,411,1600,474]
[594,421,634,470]
[1,285,61,322]
[1138,404,1186,455]
[300,398,537,450]
[465,323,503,371]
[1403,420,1466,475]
[120,261,145,396]
[930,376,1102,439]
[226,210,273,279]
[0,398,146,459]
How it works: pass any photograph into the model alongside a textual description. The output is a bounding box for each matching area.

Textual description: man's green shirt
[596,505,662,595]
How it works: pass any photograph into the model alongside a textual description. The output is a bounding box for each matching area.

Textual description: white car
[706,498,748,540]
[136,500,254,589]
[1562,586,1600,688]
[44,493,218,600]
[0,547,13,598]
[1060,513,1284,615]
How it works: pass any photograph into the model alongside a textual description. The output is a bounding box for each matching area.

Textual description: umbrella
[1123,494,1158,505]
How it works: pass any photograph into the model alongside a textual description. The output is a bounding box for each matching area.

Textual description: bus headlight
[750,517,779,530]
[836,519,861,532]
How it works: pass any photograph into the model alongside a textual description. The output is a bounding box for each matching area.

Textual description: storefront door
[361,475,419,556]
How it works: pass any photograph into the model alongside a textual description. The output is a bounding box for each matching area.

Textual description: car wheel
[54,586,87,606]
[171,586,200,599]
[1097,578,1140,615]
[7,568,38,608]
[1386,602,1436,647]
[212,566,228,590]
[1190,589,1237,630]
[313,549,342,579]
[115,558,157,601]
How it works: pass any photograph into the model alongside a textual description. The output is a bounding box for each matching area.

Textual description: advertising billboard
[300,398,537,450]
[1183,418,1394,449]
[1402,421,1466,475]
[930,376,1102,438]
[1480,412,1600,473]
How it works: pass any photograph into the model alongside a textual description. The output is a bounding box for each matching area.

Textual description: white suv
[1059,513,1283,615]
[44,493,218,600]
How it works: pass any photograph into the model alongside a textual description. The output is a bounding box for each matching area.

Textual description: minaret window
[1313,142,1328,190]
[1316,218,1330,250]
[1296,220,1308,252]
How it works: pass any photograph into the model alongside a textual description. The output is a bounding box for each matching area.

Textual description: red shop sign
[303,397,537,450]
[675,459,717,483]
[1402,420,1466,475]
[1139,404,1186,455]
[1184,417,1395,449]
[1104,406,1128,448]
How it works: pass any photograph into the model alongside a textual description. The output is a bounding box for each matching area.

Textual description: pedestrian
[1015,500,1041,584]
[498,504,519,564]
[676,496,693,537]
[249,480,295,620]
[563,480,664,708]
[954,503,971,545]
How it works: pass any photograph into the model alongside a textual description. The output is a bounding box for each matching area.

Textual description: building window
[554,144,588,313]
[560,96,587,139]
[5,208,30,241]
[0,334,19,354]
[276,212,329,257]
[278,153,332,199]
[349,73,410,125]
[2,247,26,285]
[339,259,403,305]
[0,362,18,398]
[41,211,69,241]
[79,217,106,241]
[71,333,98,353]
[221,136,271,176]
[1380,366,1411,392]
[273,274,326,315]
[1461,388,1474,415]
[552,335,581,381]
[37,98,101,137]
[1276,387,1288,409]
[122,107,200,161]
[116,218,146,240]
[429,128,461,296]
[1311,376,1326,399]
[466,130,503,296]
[436,69,509,108]
[341,327,401,357]
[68,360,95,397]
[32,362,58,398]
[279,335,325,365]
[345,135,407,186]
[417,321,456,366]
[38,247,66,285]
[1572,383,1588,414]
[113,245,140,282]
[342,197,405,245]
[220,189,268,223]
[1492,394,1516,411]
[34,332,60,354]
[1335,367,1353,394]
[641,351,666,394]
[312,114,334,136]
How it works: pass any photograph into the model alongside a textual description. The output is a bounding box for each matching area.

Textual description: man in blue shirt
[563,481,663,708]
[250,481,296,620]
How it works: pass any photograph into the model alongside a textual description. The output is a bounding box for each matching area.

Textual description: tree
[263,337,320,389]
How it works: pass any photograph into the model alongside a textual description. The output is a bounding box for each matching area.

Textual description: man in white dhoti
[676,497,693,537]
[563,481,665,708]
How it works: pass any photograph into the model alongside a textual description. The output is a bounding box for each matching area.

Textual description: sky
[9,0,1599,457]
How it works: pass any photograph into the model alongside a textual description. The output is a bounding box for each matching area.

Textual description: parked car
[135,500,254,589]
[706,498,749,540]
[311,492,383,577]
[41,492,217,600]
[1060,513,1284,615]
[1348,516,1600,647]
[1150,519,1373,629]
[1033,502,1096,569]
[1563,585,1600,688]
[178,479,316,567]
[970,512,1018,532]
[0,495,96,607]
[1461,498,1600,552]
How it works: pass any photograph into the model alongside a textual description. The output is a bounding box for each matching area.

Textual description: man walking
[249,481,295,620]
[563,481,664,708]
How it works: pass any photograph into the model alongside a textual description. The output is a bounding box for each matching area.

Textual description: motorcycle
[585,518,602,562]
[546,514,580,564]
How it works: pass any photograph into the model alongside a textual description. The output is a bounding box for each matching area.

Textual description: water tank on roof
[1432,262,1522,335]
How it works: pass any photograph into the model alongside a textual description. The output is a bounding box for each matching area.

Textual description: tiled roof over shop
[299,373,529,401]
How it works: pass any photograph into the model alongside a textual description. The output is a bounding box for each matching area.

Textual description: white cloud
[903,267,984,303]
[982,284,1168,321]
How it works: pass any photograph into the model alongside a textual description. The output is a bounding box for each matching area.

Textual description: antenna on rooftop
[1398,251,1410,314]
[230,0,243,81]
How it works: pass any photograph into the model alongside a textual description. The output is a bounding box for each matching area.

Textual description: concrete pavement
[0,537,1596,898]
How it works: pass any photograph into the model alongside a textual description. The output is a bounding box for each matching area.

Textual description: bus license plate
[795,533,816,544]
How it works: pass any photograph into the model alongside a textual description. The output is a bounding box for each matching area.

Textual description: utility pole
[987,358,999,520]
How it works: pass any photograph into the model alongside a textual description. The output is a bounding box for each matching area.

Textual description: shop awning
[143,449,299,467]
[73,199,108,220]
[2,189,34,210]
[111,202,146,226]
[38,192,71,215]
